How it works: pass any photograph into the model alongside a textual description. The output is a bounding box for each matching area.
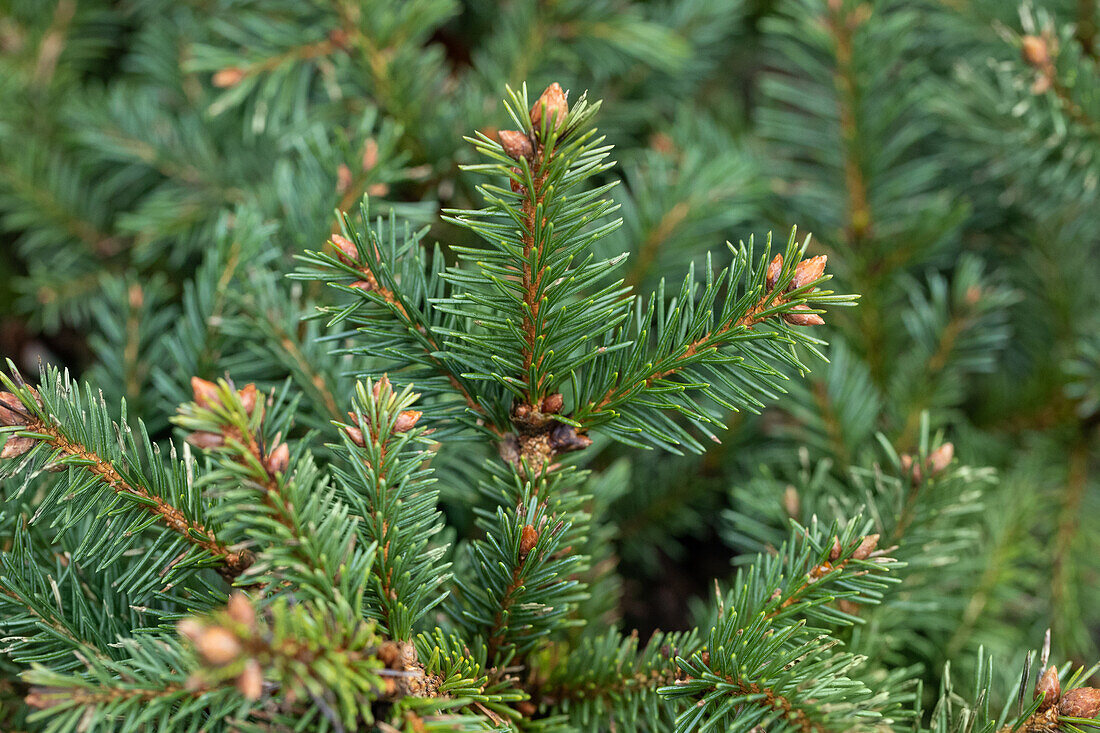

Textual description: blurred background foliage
[0,0,1098,711]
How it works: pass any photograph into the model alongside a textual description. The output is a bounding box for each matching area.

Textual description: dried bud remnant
[1022,35,1050,68]
[530,82,568,132]
[519,524,539,559]
[1036,665,1061,711]
[766,254,783,291]
[783,485,800,518]
[371,374,393,400]
[0,392,28,426]
[1059,687,1100,718]
[498,130,534,161]
[331,234,359,266]
[226,593,256,627]
[393,410,422,433]
[212,67,245,88]
[900,454,919,482]
[191,377,221,408]
[336,163,353,195]
[852,534,880,560]
[238,383,258,414]
[179,619,242,666]
[791,255,827,290]
[236,659,263,700]
[541,393,564,415]
[344,425,365,447]
[265,442,289,475]
[828,536,842,562]
[549,422,593,454]
[1,436,35,460]
[186,431,225,450]
[927,442,954,476]
[782,305,825,327]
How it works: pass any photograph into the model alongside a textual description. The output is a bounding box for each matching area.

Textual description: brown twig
[586,288,780,416]
[23,421,250,580]
[519,164,551,401]
[826,2,872,245]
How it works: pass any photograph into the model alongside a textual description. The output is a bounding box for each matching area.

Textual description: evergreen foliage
[1,0,1099,730]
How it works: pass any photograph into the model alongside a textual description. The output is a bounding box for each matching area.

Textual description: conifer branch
[825,1,872,244]
[32,422,233,558]
[587,284,789,416]
[0,369,249,580]
[173,378,373,606]
[332,377,450,640]
[300,219,501,435]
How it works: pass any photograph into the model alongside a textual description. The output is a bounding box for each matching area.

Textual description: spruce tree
[1,1,1099,731]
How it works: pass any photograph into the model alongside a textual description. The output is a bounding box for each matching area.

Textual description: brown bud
[530,82,568,132]
[336,163,352,194]
[782,305,825,327]
[1032,75,1052,94]
[699,651,711,666]
[516,700,537,717]
[331,234,358,265]
[394,410,422,433]
[1059,687,1100,718]
[829,536,842,562]
[350,280,375,291]
[191,377,221,408]
[766,254,783,291]
[344,425,365,447]
[549,422,593,453]
[519,524,539,559]
[237,384,258,414]
[0,392,27,427]
[791,255,827,290]
[265,443,289,475]
[927,442,954,476]
[195,626,242,666]
[509,166,526,195]
[1036,665,1061,711]
[24,690,57,710]
[226,593,255,627]
[541,393,564,415]
[650,132,676,156]
[186,431,225,450]
[372,374,392,400]
[177,618,204,643]
[1021,35,1050,68]
[328,28,350,48]
[236,658,263,700]
[362,139,379,171]
[782,485,800,518]
[852,534,880,560]
[900,454,922,482]
[212,67,245,88]
[377,640,401,668]
[511,402,538,429]
[498,130,534,161]
[1,436,35,459]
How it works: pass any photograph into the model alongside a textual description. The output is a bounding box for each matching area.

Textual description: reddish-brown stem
[716,678,825,733]
[26,421,250,579]
[485,565,525,665]
[520,161,551,401]
[588,288,781,414]
[826,2,872,245]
